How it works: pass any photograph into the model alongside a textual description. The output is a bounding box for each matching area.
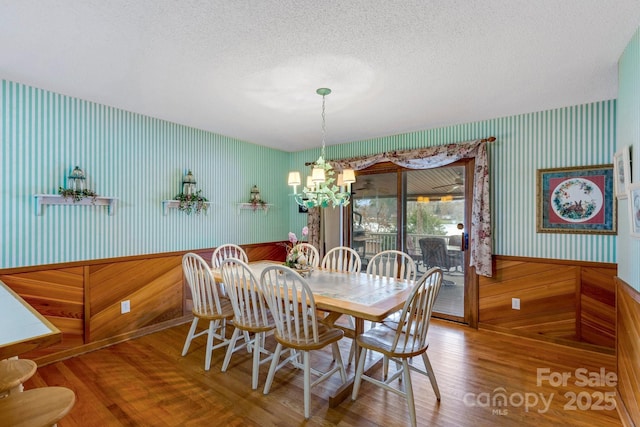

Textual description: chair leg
[332,342,347,382]
[401,359,417,427]
[244,331,253,353]
[181,318,199,356]
[351,347,368,400]
[204,320,218,371]
[421,352,441,401]
[251,332,263,390]
[383,355,388,380]
[303,351,311,419]
[221,328,241,372]
[263,343,282,395]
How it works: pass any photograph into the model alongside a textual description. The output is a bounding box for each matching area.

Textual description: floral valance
[314,138,492,277]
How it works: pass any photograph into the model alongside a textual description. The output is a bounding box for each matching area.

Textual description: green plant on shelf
[58,187,98,203]
[249,198,267,210]
[175,190,209,215]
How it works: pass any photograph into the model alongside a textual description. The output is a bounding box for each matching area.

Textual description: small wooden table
[0,281,61,360]
[214,261,414,406]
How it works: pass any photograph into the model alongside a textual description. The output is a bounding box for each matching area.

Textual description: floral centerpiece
[283,226,311,271]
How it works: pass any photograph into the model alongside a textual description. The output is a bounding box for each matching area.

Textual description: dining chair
[259,265,347,419]
[211,243,248,268]
[321,246,362,363]
[182,252,235,371]
[365,249,419,369]
[219,258,275,390]
[366,249,417,282]
[351,267,443,427]
[321,246,361,273]
[292,242,320,268]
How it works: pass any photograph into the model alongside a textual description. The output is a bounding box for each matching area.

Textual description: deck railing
[354,232,451,259]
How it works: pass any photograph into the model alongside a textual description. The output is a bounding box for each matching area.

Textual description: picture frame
[628,182,640,238]
[536,165,616,234]
[613,146,631,199]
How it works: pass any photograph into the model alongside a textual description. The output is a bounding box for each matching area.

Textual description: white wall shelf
[236,203,273,215]
[34,194,117,216]
[162,200,211,216]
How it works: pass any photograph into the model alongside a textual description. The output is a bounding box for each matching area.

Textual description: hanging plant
[174,190,209,215]
[58,186,98,203]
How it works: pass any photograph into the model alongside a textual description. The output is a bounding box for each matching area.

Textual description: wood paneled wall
[616,277,640,426]
[479,256,616,350]
[87,256,184,342]
[2,250,619,364]
[0,242,286,363]
[0,267,84,357]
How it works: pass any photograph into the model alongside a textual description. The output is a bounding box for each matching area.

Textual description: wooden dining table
[213,260,415,406]
[0,281,61,360]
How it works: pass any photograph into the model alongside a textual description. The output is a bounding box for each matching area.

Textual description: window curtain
[306,138,492,277]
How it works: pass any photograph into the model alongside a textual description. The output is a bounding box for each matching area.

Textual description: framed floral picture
[628,182,640,238]
[537,165,616,234]
[613,146,631,199]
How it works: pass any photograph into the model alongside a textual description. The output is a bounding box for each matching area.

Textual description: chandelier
[288,88,356,209]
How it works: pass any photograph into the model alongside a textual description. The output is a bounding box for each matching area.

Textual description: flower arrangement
[174,189,209,215]
[283,226,310,269]
[58,186,98,203]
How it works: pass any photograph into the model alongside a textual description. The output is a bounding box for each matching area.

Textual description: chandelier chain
[320,92,326,159]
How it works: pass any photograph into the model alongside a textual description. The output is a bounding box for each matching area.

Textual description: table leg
[328,317,384,408]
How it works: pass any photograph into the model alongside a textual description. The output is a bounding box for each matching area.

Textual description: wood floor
[26,319,621,426]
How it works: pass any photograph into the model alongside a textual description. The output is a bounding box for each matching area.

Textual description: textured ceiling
[1,1,639,152]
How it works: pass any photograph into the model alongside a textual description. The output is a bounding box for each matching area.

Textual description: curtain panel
[307,139,492,277]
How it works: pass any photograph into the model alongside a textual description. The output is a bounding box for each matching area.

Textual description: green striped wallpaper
[290,100,617,264]
[617,26,640,292]
[0,80,291,269]
[0,78,621,269]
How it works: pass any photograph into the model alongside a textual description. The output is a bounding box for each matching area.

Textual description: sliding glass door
[348,161,472,323]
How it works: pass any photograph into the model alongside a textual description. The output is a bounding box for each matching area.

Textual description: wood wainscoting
[479,256,616,351]
[0,241,286,364]
[616,277,640,427]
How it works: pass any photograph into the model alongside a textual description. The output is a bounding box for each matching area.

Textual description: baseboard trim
[34,315,193,366]
[478,323,615,355]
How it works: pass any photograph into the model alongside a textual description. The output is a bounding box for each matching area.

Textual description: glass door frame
[343,160,478,326]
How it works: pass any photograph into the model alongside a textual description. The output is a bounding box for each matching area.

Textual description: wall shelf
[162,200,211,216]
[237,203,273,215]
[34,194,117,216]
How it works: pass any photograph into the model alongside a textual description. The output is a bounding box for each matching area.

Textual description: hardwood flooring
[26,320,621,426]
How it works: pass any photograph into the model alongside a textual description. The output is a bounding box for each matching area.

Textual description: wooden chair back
[219,258,272,330]
[182,253,227,317]
[260,265,320,345]
[211,243,248,268]
[321,246,361,273]
[292,243,320,268]
[367,250,417,282]
[392,267,443,354]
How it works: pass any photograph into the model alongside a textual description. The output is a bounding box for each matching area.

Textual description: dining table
[212,260,415,407]
[0,280,62,360]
